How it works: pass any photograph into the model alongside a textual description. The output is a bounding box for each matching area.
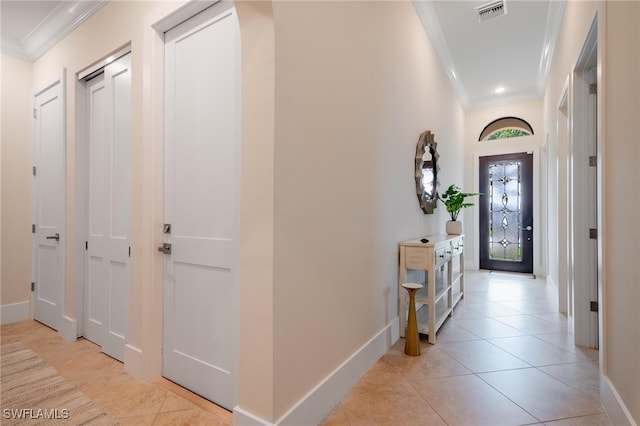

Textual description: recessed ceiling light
[494,86,506,94]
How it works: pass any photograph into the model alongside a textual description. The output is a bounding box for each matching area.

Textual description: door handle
[46,233,60,242]
[525,226,533,231]
[158,243,172,255]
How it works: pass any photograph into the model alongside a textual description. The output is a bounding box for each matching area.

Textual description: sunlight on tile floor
[1,270,610,425]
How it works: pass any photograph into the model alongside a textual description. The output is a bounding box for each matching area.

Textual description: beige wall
[1,54,33,305]
[463,100,544,275]
[271,1,464,418]
[236,1,277,421]
[544,1,639,423]
[601,1,640,422]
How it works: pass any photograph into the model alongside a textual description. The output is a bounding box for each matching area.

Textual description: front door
[479,152,534,273]
[33,75,65,330]
[162,3,240,410]
[84,53,131,361]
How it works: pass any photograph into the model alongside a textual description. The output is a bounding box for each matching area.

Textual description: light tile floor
[1,270,609,425]
[320,270,609,426]
[0,320,232,425]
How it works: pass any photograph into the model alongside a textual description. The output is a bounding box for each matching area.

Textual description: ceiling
[414,0,565,110]
[0,0,563,111]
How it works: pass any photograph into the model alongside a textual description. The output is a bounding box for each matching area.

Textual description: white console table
[398,234,464,344]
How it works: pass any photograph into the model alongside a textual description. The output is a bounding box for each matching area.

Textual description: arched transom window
[479,116,534,141]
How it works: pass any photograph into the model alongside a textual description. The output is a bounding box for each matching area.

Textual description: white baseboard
[124,344,143,378]
[0,301,30,324]
[233,317,400,426]
[601,375,637,426]
[58,315,77,341]
[233,407,275,426]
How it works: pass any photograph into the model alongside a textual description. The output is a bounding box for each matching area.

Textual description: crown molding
[537,0,566,96]
[1,1,107,62]
[412,0,470,110]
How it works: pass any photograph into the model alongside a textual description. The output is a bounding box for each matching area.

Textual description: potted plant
[440,184,478,235]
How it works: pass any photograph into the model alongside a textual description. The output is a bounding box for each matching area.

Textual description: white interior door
[162,4,240,410]
[33,75,65,330]
[84,54,131,361]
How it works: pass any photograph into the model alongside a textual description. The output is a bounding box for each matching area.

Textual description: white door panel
[33,76,65,330]
[85,73,108,343]
[84,53,131,361]
[163,3,239,410]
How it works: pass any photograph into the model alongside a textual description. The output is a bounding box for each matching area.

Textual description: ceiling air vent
[476,0,507,22]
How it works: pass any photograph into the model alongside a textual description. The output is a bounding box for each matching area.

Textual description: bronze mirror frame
[414,130,440,214]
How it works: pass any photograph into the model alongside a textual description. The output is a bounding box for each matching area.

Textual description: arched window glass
[479,116,534,141]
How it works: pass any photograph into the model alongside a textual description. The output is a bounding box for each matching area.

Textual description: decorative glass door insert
[488,161,522,262]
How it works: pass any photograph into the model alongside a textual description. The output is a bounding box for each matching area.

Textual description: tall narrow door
[84,53,131,361]
[33,76,65,330]
[162,4,240,409]
[479,152,534,273]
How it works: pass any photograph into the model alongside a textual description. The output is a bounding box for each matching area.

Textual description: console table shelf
[399,234,465,344]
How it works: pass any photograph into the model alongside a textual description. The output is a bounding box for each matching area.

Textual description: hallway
[321,270,608,426]
[1,270,609,425]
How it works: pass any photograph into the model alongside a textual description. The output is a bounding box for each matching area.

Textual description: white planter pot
[446,220,463,235]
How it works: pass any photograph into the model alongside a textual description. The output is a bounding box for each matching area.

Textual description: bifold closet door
[85,53,131,362]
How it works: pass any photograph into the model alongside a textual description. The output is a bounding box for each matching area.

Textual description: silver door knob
[525,226,533,231]
[46,233,60,241]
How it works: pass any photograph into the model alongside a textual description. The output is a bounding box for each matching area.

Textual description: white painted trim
[233,318,400,426]
[2,1,108,62]
[601,375,637,426]
[58,315,77,341]
[412,0,469,109]
[0,302,30,324]
[233,407,275,426]
[123,344,143,378]
[537,1,566,95]
[554,77,571,315]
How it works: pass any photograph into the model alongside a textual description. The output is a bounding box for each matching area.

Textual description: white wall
[270,1,464,420]
[0,54,33,315]
[464,100,545,276]
[543,1,639,423]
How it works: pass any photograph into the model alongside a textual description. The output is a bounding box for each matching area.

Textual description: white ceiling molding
[412,0,470,110]
[1,1,107,62]
[537,0,566,96]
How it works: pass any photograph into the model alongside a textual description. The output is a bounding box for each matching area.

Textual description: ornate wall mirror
[414,130,440,214]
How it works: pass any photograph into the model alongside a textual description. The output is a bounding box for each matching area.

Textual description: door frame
[571,17,599,349]
[555,80,572,317]
[31,69,68,336]
[471,144,542,276]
